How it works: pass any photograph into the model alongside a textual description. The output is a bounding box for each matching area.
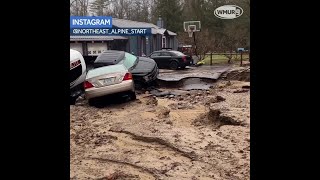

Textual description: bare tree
[111,0,127,18]
[70,0,89,16]
[90,0,110,16]
[178,28,222,61]
[139,0,151,22]
[221,20,249,63]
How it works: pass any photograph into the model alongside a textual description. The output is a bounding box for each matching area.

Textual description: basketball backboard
[183,21,201,32]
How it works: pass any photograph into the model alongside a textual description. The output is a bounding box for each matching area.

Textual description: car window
[122,52,138,69]
[161,52,171,56]
[150,52,161,58]
[171,51,185,56]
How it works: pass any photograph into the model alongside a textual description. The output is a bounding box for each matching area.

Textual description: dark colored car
[148,50,192,70]
[93,50,159,85]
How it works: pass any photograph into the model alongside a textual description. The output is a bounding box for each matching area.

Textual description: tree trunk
[228,47,232,64]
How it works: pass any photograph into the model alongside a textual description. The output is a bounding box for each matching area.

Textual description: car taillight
[182,56,187,62]
[123,72,133,81]
[84,81,94,89]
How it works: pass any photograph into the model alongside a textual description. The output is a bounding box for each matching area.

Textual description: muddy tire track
[109,128,197,161]
[89,157,160,179]
[107,128,240,179]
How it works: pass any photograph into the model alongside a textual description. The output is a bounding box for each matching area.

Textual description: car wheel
[169,61,178,70]
[70,97,77,105]
[129,91,137,100]
[134,81,144,90]
[88,99,99,107]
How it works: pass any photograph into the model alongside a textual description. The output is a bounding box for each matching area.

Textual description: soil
[71,68,250,180]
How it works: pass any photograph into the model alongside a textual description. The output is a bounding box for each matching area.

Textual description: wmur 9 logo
[214,5,243,19]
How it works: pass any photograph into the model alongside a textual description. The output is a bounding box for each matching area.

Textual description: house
[70,18,178,61]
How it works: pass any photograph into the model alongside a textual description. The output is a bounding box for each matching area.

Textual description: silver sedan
[84,64,136,106]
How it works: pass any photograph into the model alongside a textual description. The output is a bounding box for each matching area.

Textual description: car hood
[131,57,156,75]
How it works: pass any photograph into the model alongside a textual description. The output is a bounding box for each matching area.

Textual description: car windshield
[171,51,185,56]
[122,52,138,69]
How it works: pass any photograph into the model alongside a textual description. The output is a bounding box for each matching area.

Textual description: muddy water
[157,78,216,90]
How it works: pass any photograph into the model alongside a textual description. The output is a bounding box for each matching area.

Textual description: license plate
[103,77,115,85]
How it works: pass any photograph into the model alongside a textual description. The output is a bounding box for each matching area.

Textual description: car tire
[169,61,178,70]
[70,96,77,105]
[134,80,144,90]
[129,91,137,100]
[88,99,99,107]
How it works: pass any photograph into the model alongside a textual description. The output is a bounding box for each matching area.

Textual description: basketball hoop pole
[184,21,200,58]
[193,32,198,57]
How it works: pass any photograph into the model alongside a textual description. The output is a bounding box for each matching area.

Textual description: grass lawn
[199,54,250,65]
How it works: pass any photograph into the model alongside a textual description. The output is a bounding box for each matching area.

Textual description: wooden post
[240,51,243,66]
[210,53,213,66]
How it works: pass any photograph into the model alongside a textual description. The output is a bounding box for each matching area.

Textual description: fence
[197,52,250,66]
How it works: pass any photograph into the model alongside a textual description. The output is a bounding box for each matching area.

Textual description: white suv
[70,49,86,104]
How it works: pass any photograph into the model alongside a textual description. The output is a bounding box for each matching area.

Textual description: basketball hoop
[183,21,201,57]
[187,25,196,38]
[188,29,194,37]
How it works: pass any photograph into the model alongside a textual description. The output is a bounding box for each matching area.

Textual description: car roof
[70,49,82,62]
[153,50,173,53]
[152,50,183,54]
[86,64,127,79]
[94,50,126,65]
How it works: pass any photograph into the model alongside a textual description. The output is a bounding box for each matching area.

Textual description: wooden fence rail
[203,52,250,66]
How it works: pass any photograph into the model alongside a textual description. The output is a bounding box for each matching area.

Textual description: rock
[191,176,198,180]
[194,121,201,126]
[151,128,158,133]
[208,109,221,120]
[157,106,170,118]
[234,89,249,93]
[216,132,222,136]
[173,134,180,138]
[145,96,158,106]
[216,95,226,102]
[145,91,150,94]
[169,95,175,98]
[205,96,225,105]
[166,120,173,125]
[146,108,156,112]
[178,97,184,101]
